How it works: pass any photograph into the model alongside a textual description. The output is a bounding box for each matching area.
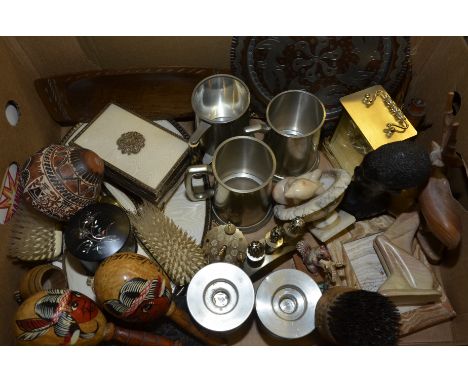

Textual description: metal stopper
[217,245,227,261]
[288,217,305,234]
[270,226,284,243]
[224,223,236,235]
[246,240,265,266]
[247,241,265,259]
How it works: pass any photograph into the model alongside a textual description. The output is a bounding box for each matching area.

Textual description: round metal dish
[231,36,411,135]
[255,269,322,339]
[187,263,255,332]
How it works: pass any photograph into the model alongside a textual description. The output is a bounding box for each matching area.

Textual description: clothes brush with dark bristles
[327,289,400,346]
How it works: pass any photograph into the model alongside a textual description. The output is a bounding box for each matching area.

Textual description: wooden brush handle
[104,322,180,346]
[167,303,226,346]
[315,286,356,345]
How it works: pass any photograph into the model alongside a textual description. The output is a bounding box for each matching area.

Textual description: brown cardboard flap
[78,37,231,70]
[408,37,468,343]
[14,37,100,78]
[0,38,61,345]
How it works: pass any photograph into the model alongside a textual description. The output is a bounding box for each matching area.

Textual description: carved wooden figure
[441,91,463,168]
[416,91,463,258]
[419,175,462,250]
[373,212,441,305]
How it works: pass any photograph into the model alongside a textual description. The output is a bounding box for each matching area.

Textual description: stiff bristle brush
[315,287,401,345]
[8,202,63,262]
[127,200,206,286]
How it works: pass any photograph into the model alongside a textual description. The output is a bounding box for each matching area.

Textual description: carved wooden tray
[231,37,411,135]
[35,67,219,125]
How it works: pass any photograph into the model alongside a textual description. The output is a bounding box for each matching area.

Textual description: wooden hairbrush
[8,202,63,262]
[127,200,206,285]
[315,286,400,345]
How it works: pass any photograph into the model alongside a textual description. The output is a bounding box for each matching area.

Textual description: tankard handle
[189,117,212,148]
[184,164,214,201]
[244,121,271,135]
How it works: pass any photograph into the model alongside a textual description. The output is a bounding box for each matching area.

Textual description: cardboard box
[0,36,467,345]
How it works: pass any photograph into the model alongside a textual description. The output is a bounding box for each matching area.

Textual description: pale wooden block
[342,234,386,292]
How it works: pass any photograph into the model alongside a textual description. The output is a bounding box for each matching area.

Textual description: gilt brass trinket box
[324,85,417,175]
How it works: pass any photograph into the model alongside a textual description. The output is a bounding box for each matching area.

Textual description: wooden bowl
[18,264,68,301]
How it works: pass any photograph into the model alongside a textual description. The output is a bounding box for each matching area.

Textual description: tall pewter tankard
[185,136,276,232]
[246,90,326,179]
[189,74,251,155]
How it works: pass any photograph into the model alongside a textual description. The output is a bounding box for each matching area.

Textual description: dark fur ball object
[328,290,400,345]
[360,141,431,191]
[339,180,390,220]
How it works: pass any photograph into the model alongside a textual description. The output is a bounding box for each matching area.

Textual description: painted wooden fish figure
[16,289,99,345]
[105,277,171,322]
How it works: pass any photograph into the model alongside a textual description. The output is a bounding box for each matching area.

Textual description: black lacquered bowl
[64,203,137,271]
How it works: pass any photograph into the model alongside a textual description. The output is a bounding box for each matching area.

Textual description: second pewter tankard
[189,74,251,155]
[246,90,326,179]
[185,136,276,232]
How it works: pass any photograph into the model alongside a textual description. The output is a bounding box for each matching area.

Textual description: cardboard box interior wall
[0,36,467,345]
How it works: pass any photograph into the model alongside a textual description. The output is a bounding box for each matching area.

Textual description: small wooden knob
[104,322,181,346]
[82,149,105,176]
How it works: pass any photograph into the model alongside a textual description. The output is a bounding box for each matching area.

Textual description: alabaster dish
[273,169,351,222]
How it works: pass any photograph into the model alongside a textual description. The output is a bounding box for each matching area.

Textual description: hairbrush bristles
[316,287,400,345]
[127,200,206,286]
[8,202,62,262]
